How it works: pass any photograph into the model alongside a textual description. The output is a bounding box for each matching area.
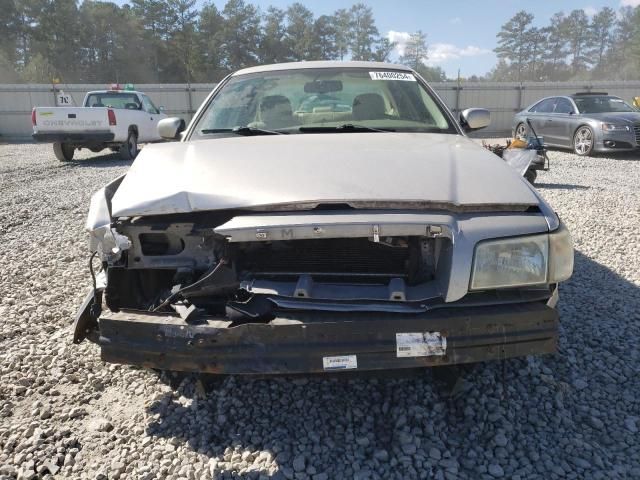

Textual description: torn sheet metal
[85,175,130,261]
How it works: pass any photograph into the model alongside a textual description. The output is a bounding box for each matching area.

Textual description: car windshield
[191,68,455,138]
[573,96,636,114]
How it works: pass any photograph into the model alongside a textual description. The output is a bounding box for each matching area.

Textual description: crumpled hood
[111,133,540,217]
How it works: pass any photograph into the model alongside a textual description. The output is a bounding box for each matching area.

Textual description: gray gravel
[0,141,639,480]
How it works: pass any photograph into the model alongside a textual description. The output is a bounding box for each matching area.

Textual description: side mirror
[158,105,165,112]
[158,117,185,140]
[460,108,490,131]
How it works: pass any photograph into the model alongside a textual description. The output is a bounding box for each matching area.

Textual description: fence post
[516,83,524,112]
[186,83,194,120]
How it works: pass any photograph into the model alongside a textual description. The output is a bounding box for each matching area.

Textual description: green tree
[313,14,338,60]
[525,27,546,80]
[218,0,261,70]
[589,6,616,69]
[166,0,199,83]
[130,0,175,81]
[565,9,592,74]
[258,6,288,64]
[372,37,395,62]
[494,11,535,81]
[332,8,351,60]
[541,12,569,81]
[400,31,428,70]
[0,0,20,66]
[285,3,315,61]
[349,3,379,61]
[198,2,225,80]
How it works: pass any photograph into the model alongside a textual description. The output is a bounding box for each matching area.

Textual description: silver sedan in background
[513,92,640,156]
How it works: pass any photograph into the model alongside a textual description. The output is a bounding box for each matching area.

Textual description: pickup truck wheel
[120,131,138,160]
[53,142,74,162]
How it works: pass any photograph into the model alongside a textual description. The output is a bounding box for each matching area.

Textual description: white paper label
[396,332,446,357]
[57,93,72,105]
[369,71,416,81]
[323,355,357,370]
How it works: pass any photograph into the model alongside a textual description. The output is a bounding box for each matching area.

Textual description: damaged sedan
[75,61,574,374]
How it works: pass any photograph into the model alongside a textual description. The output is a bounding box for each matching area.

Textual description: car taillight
[108,109,116,126]
[31,108,36,126]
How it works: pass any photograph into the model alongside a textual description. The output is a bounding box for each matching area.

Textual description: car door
[140,94,162,141]
[545,98,576,147]
[525,97,556,139]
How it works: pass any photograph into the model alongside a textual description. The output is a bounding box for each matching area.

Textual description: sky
[117,0,637,78]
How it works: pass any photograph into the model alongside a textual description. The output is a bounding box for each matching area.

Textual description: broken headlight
[470,223,573,290]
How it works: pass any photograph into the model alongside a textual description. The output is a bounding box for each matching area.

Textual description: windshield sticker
[323,355,357,370]
[396,332,446,357]
[369,71,416,81]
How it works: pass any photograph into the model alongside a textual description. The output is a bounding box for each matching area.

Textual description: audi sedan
[513,92,640,156]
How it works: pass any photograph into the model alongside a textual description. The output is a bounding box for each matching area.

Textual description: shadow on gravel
[535,182,590,190]
[59,152,133,168]
[143,250,640,479]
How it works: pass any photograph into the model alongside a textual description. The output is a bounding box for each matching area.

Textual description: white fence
[2,81,640,138]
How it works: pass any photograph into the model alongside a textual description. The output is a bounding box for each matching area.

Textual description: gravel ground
[0,141,639,480]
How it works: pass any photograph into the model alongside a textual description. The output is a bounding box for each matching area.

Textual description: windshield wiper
[299,124,395,133]
[200,126,287,136]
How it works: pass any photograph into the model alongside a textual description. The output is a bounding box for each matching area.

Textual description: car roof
[233,61,412,76]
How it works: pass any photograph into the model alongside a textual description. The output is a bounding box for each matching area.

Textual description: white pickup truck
[32,88,167,161]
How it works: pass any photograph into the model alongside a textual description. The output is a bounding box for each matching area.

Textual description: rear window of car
[86,93,141,110]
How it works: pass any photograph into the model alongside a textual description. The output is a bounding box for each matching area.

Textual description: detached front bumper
[90,301,558,374]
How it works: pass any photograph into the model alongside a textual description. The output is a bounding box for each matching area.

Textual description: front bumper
[92,301,558,374]
[595,130,639,152]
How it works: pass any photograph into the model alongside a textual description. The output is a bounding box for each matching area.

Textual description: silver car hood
[111,133,540,217]
[584,112,640,123]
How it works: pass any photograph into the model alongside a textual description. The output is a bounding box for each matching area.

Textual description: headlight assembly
[602,123,630,132]
[470,223,573,291]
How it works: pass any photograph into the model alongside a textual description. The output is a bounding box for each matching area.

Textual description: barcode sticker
[323,355,357,370]
[396,332,446,358]
[369,71,416,81]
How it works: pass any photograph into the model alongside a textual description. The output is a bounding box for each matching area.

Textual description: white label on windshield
[396,332,447,357]
[369,71,416,81]
[323,355,357,370]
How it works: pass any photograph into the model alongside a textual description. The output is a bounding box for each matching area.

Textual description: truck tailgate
[33,107,109,133]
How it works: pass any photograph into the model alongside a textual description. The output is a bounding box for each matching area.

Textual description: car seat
[352,93,386,121]
[259,95,295,128]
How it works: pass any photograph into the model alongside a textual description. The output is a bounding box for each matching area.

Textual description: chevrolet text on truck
[74,61,574,375]
[32,85,167,161]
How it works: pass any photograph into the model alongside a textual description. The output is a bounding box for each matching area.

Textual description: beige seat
[259,95,295,128]
[352,93,386,121]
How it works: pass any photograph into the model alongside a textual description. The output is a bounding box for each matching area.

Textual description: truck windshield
[192,68,455,138]
[86,92,141,110]
[574,96,636,114]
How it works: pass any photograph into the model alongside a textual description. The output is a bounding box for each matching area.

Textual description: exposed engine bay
[103,213,452,323]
